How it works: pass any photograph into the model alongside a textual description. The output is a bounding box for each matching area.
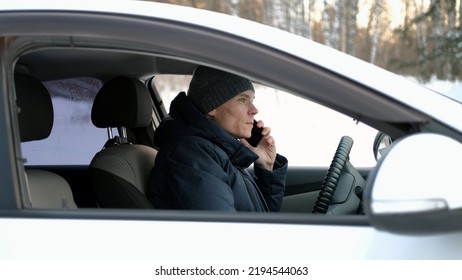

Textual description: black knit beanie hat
[187,66,254,114]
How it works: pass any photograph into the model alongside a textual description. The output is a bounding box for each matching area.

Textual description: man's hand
[241,120,276,171]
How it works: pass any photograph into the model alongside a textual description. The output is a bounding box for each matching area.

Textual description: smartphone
[246,120,263,147]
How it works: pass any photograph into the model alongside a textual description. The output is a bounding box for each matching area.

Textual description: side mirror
[364,133,462,235]
[372,131,392,161]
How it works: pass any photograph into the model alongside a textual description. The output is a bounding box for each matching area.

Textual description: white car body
[1,0,462,267]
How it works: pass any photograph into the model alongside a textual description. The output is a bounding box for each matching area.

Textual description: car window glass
[20,78,107,165]
[154,75,377,168]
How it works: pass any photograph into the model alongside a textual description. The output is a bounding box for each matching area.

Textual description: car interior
[89,76,158,209]
[11,46,419,215]
[15,73,77,209]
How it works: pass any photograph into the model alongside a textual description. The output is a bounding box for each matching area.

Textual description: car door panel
[2,215,462,259]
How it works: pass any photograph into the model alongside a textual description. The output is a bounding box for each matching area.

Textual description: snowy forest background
[149,0,462,84]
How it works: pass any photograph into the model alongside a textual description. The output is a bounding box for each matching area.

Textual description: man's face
[207,90,258,138]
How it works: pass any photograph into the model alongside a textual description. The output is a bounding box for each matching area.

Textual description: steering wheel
[312,136,355,214]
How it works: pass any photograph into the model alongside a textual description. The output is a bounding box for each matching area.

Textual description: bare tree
[306,0,315,40]
[370,0,382,64]
[334,0,343,51]
[320,0,359,53]
[229,0,239,16]
[293,0,308,37]
[413,0,428,59]
[271,0,287,30]
[459,0,462,29]
[346,0,359,56]
[431,0,443,55]
[322,0,333,47]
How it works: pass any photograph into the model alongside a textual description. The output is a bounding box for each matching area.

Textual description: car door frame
[2,6,462,260]
[0,6,433,219]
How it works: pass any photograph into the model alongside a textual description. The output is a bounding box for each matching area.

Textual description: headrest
[15,74,53,142]
[91,76,152,128]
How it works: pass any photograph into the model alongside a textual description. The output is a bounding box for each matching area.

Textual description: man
[148,66,287,211]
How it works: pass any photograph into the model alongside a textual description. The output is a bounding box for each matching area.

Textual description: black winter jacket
[148,92,287,211]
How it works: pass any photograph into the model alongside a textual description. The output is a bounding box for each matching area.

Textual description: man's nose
[250,103,258,115]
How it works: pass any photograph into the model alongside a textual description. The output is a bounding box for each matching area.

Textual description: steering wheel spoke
[312,136,354,214]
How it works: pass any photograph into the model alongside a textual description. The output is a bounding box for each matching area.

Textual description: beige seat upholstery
[26,170,77,208]
[15,73,77,209]
[90,76,157,208]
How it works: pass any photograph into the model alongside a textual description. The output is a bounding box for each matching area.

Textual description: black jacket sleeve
[253,154,288,211]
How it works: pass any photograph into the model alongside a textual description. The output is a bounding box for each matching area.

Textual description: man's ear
[207,109,216,118]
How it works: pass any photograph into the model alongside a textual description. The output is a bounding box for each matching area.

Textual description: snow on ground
[406,77,462,103]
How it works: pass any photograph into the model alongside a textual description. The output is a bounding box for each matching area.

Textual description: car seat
[89,76,157,208]
[15,74,77,208]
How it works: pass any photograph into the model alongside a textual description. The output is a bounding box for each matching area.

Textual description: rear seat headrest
[91,76,152,129]
[15,74,54,142]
